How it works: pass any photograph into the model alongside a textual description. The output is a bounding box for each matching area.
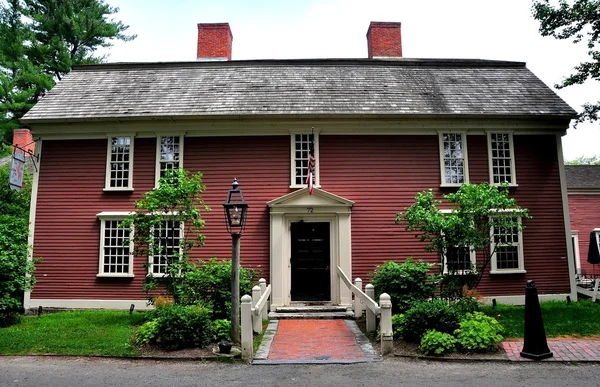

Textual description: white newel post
[379,293,393,355]
[365,283,376,333]
[241,295,253,361]
[354,278,364,318]
[259,278,268,320]
[252,285,262,333]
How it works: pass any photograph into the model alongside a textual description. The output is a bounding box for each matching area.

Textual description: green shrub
[454,311,503,353]
[419,330,457,356]
[177,258,256,319]
[398,299,462,343]
[454,296,481,314]
[370,258,438,314]
[210,319,231,343]
[151,304,213,350]
[135,319,160,346]
[391,314,405,339]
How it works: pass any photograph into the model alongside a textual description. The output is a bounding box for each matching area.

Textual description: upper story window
[439,133,469,186]
[291,133,319,188]
[155,135,183,186]
[149,220,182,277]
[105,136,134,191]
[488,133,516,186]
[96,212,133,278]
[490,216,525,274]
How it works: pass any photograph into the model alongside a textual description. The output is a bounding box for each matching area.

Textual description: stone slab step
[268,311,355,320]
[275,305,350,313]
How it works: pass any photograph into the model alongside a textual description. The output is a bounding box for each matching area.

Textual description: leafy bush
[371,258,438,314]
[148,304,213,350]
[177,258,256,319]
[0,164,35,327]
[397,299,462,343]
[392,314,405,339]
[419,330,457,356]
[454,312,503,353]
[210,319,232,342]
[135,319,160,346]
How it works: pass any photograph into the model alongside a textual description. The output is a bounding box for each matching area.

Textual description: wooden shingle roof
[21,58,577,123]
[565,165,600,191]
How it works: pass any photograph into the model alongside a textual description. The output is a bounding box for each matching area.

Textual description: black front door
[290,222,330,301]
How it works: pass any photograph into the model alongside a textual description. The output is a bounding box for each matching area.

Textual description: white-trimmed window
[97,212,133,277]
[155,135,183,185]
[105,136,134,190]
[443,246,476,275]
[291,133,319,188]
[490,216,525,274]
[439,133,469,186]
[149,220,182,277]
[488,133,516,185]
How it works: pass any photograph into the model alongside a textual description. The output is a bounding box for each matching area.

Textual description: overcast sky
[101,0,599,161]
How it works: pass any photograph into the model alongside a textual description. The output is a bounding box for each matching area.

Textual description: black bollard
[520,280,553,360]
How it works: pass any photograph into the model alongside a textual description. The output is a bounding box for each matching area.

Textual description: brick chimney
[12,129,34,156]
[366,22,402,59]
[197,23,233,61]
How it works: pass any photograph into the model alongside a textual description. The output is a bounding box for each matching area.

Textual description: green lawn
[482,300,600,339]
[0,310,146,356]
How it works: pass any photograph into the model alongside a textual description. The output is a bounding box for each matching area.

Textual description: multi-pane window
[156,136,182,185]
[97,213,133,277]
[491,217,524,273]
[439,133,468,185]
[444,246,476,274]
[291,133,318,187]
[105,136,133,190]
[150,220,182,276]
[488,133,516,185]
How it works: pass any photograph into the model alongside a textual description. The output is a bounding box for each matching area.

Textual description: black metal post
[520,280,553,360]
[231,232,241,344]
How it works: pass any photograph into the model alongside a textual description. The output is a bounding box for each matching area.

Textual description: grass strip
[0,310,146,356]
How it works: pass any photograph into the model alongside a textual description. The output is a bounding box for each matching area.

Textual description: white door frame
[267,188,354,307]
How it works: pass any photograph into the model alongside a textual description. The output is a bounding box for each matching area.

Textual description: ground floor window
[97,213,133,277]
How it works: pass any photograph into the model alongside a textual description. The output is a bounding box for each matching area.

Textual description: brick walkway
[253,319,380,364]
[503,339,600,361]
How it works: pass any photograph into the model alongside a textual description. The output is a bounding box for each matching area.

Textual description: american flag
[307,134,315,195]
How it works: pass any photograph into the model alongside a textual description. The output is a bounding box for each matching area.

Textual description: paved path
[253,319,380,364]
[503,339,600,362]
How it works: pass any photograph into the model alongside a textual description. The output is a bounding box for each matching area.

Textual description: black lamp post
[223,178,248,343]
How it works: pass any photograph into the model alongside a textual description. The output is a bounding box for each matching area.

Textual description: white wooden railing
[337,266,393,355]
[241,278,271,360]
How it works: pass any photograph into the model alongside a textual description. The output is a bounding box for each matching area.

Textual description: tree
[121,169,210,304]
[0,0,135,142]
[565,154,600,164]
[532,0,600,125]
[397,183,530,291]
[0,163,35,326]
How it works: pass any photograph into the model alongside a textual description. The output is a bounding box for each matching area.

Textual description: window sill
[440,183,466,188]
[489,269,526,275]
[290,184,322,189]
[103,187,135,192]
[490,183,519,188]
[443,270,478,276]
[96,274,134,278]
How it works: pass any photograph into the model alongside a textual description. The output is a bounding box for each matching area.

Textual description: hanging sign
[9,148,26,191]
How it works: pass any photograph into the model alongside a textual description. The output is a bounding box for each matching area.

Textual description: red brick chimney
[366,22,402,59]
[197,23,233,61]
[12,129,34,155]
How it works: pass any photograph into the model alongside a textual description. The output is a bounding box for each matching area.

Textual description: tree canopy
[565,154,600,164]
[0,0,135,142]
[532,0,600,126]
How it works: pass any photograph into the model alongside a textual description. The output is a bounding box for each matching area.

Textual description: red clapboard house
[20,22,579,310]
[566,166,600,280]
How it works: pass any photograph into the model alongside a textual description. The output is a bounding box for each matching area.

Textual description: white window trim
[487,132,517,187]
[490,215,526,274]
[96,212,134,278]
[104,135,135,191]
[290,132,321,189]
[148,219,184,277]
[571,230,581,274]
[438,132,469,187]
[154,134,184,187]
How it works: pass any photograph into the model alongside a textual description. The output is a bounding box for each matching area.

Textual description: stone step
[268,311,355,320]
[275,305,350,314]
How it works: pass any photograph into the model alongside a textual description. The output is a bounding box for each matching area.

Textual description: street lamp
[223,178,248,343]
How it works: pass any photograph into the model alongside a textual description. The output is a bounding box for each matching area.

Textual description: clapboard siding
[569,195,600,275]
[31,133,570,301]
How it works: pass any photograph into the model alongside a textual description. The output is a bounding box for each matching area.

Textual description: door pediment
[267,187,354,210]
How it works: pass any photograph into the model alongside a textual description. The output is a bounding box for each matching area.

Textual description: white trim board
[28,299,151,310]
